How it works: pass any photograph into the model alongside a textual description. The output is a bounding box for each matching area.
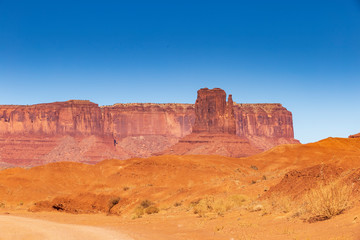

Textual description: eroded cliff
[0,89,299,167]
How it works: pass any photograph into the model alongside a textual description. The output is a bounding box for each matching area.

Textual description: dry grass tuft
[132,199,159,219]
[304,181,352,222]
[269,195,293,214]
[191,194,249,217]
[145,205,159,214]
[261,181,353,221]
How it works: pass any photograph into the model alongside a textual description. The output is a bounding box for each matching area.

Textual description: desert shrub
[192,195,249,217]
[193,197,214,217]
[140,199,153,208]
[230,194,249,206]
[132,206,145,219]
[269,195,293,214]
[108,197,120,212]
[132,200,159,219]
[174,201,182,207]
[145,205,159,214]
[246,194,293,216]
[304,181,352,221]
[123,186,130,191]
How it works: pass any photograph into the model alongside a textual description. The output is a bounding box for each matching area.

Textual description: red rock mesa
[0,89,299,167]
[161,88,274,157]
[192,88,236,134]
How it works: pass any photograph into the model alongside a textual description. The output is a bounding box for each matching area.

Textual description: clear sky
[0,1,359,143]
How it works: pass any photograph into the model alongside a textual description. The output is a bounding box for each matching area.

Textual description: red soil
[1,137,360,239]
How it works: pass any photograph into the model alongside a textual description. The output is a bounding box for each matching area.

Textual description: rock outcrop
[192,88,236,134]
[349,133,360,138]
[0,89,299,167]
[160,88,263,157]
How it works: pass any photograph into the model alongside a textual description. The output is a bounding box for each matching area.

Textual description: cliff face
[234,103,294,139]
[0,100,295,141]
[192,88,236,134]
[102,103,194,138]
[0,100,103,136]
[0,90,299,167]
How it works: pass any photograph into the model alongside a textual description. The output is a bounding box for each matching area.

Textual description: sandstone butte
[0,88,299,167]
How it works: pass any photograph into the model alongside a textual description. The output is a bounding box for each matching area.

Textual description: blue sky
[0,0,359,143]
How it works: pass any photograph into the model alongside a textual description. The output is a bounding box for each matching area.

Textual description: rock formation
[161,88,264,157]
[0,88,299,167]
[192,88,236,134]
[349,133,360,138]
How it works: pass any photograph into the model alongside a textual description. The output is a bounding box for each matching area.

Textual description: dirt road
[0,215,133,240]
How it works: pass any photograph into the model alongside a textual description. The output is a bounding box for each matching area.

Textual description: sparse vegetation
[132,199,159,219]
[123,186,130,191]
[267,194,293,214]
[250,165,258,170]
[304,181,352,222]
[191,195,249,217]
[132,206,145,219]
[108,197,120,213]
[261,181,353,222]
[140,199,153,208]
[145,205,159,214]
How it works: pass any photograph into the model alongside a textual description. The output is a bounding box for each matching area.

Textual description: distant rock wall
[0,101,295,140]
[0,95,298,166]
[102,103,194,138]
[0,100,103,136]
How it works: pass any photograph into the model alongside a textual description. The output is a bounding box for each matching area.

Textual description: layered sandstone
[192,88,236,134]
[0,100,103,136]
[102,103,194,138]
[161,88,262,157]
[0,89,299,166]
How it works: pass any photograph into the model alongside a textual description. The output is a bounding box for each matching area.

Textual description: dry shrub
[304,181,352,222]
[260,181,353,220]
[140,200,153,208]
[108,197,120,212]
[192,194,249,217]
[269,195,293,214]
[145,205,159,214]
[132,199,159,219]
[231,194,249,206]
[254,193,294,216]
[132,206,145,219]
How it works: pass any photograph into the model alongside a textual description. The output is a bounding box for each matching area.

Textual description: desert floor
[1,138,360,240]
